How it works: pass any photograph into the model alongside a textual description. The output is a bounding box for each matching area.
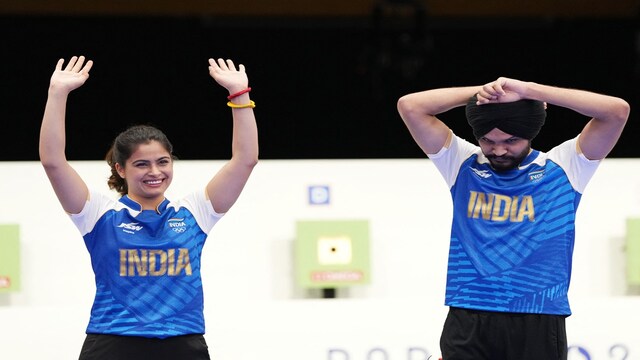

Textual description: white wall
[0,159,639,359]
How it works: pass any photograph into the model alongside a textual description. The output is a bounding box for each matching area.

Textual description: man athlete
[397,77,629,359]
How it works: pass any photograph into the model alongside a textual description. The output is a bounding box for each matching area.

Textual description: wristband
[227,100,256,109]
[227,87,252,100]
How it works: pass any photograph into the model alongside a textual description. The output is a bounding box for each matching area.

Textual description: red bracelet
[227,87,252,100]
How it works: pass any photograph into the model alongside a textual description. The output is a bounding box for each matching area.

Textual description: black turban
[465,95,546,140]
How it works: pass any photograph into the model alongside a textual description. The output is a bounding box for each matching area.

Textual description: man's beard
[486,146,531,171]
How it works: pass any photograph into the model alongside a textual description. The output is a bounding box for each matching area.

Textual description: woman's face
[116,140,173,209]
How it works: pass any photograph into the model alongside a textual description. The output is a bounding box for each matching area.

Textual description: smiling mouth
[144,179,163,185]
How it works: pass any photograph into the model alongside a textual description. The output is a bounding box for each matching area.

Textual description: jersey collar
[119,195,170,214]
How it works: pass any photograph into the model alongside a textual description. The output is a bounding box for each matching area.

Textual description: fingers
[58,55,93,74]
[55,58,65,71]
[216,58,236,71]
[476,78,509,103]
[209,58,244,73]
[72,56,86,72]
[476,88,496,104]
[475,93,491,104]
[81,60,94,75]
[208,58,219,71]
[64,56,77,71]
[216,58,228,70]
[481,81,505,97]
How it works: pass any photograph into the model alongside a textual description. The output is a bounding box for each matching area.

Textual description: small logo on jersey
[470,167,492,179]
[528,169,545,182]
[117,222,143,234]
[168,218,187,233]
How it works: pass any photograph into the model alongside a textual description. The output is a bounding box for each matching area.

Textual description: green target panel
[0,224,20,293]
[295,220,370,288]
[627,218,640,286]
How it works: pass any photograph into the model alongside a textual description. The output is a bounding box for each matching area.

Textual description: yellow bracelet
[227,100,256,109]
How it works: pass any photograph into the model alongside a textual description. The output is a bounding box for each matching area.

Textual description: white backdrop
[1,159,639,359]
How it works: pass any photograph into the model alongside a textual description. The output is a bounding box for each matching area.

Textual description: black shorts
[78,333,210,360]
[440,307,567,360]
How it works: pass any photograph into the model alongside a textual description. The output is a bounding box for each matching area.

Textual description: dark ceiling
[3,1,640,160]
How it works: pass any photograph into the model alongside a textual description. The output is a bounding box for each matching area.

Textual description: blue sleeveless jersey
[429,133,599,315]
[70,189,222,338]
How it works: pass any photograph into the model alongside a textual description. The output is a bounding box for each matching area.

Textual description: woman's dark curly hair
[105,125,175,196]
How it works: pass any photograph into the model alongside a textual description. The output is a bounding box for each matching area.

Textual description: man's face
[478,128,531,171]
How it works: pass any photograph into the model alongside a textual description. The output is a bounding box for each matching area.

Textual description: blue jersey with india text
[428,132,599,315]
[70,189,222,338]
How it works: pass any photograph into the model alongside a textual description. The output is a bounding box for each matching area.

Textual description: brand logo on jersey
[470,167,492,179]
[119,248,193,277]
[117,222,143,234]
[168,218,187,233]
[528,169,545,182]
[467,191,535,222]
